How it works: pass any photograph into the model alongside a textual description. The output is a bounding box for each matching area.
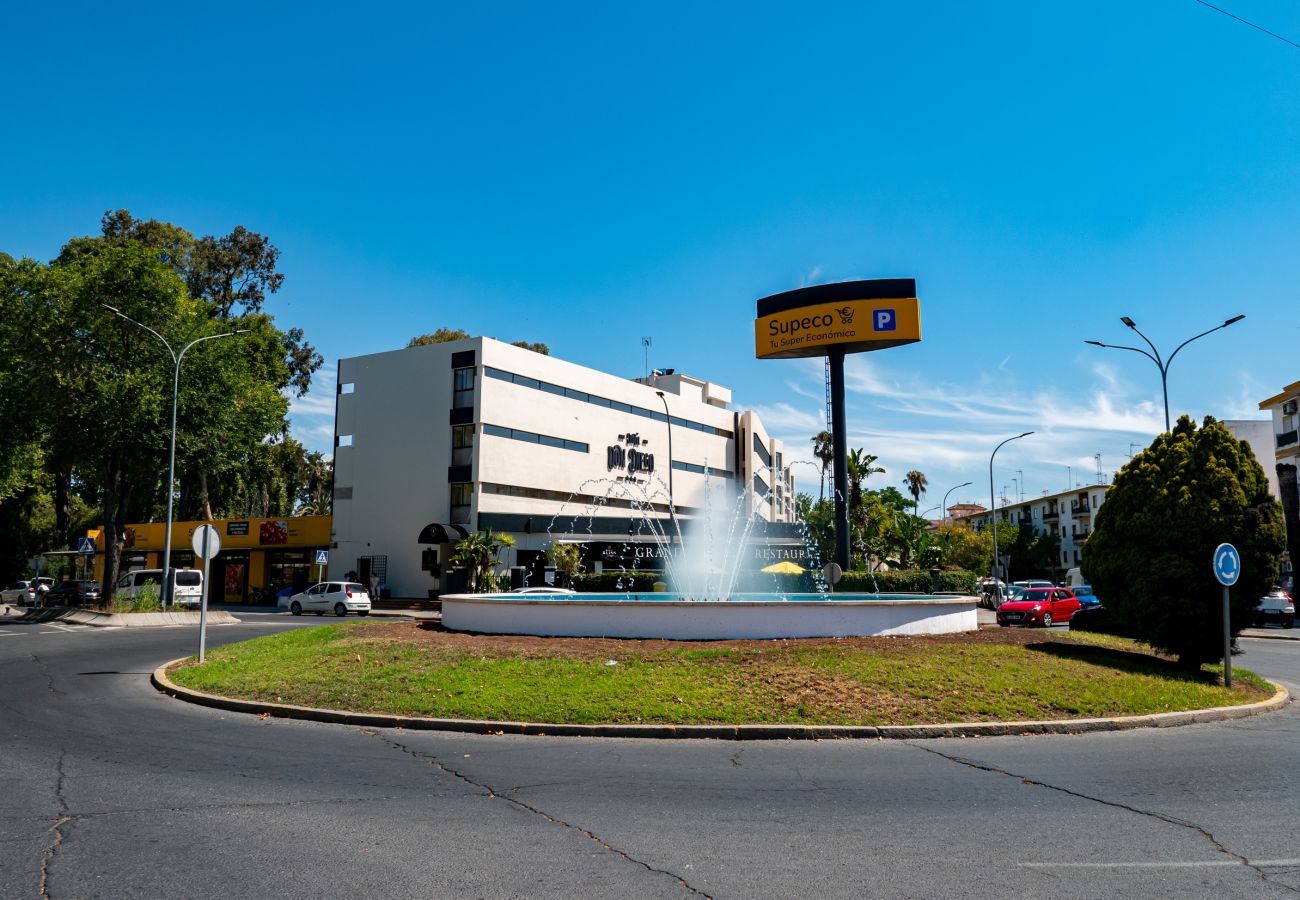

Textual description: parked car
[116,568,204,608]
[508,587,577,595]
[286,582,372,617]
[1,581,35,604]
[1013,579,1056,590]
[996,587,1082,628]
[1253,590,1295,629]
[43,580,102,607]
[1072,585,1102,609]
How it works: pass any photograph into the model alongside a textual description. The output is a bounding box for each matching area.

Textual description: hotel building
[331,338,800,599]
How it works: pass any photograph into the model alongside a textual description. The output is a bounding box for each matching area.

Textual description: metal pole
[990,433,1033,602]
[941,482,972,525]
[198,528,211,663]
[1223,585,1232,688]
[101,306,247,607]
[828,347,850,571]
[655,391,674,514]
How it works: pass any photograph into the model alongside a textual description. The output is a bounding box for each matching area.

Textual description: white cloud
[288,364,337,455]
[750,402,824,434]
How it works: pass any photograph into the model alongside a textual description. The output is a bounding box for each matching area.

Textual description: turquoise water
[481,593,946,603]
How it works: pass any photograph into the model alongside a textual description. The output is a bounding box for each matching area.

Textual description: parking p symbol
[873,309,896,332]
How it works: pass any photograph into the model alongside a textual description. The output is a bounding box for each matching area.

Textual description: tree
[904,470,928,517]
[408,329,550,355]
[811,431,834,501]
[846,449,885,514]
[1082,416,1285,666]
[409,328,471,347]
[451,528,516,592]
[547,541,582,583]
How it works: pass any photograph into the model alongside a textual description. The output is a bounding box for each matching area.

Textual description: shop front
[91,515,331,604]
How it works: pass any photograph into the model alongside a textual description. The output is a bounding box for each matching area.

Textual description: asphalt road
[1,611,1298,899]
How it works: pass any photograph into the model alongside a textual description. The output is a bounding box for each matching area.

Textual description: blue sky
[4,1,1299,511]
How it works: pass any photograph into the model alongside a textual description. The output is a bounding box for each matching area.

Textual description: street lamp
[941,481,972,524]
[654,390,675,516]
[1085,314,1245,433]
[990,432,1033,600]
[103,305,247,606]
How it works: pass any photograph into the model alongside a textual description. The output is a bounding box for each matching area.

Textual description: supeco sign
[754,279,921,360]
[607,433,655,479]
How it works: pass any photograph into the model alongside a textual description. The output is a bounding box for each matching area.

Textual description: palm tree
[904,470,928,517]
[451,528,516,592]
[846,449,885,515]
[811,431,834,501]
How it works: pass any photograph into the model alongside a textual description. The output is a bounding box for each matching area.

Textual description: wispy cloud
[288,364,337,455]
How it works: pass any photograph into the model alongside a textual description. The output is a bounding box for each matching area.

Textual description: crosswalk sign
[77,537,96,555]
[315,550,329,566]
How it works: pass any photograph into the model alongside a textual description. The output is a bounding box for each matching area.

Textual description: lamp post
[103,305,247,607]
[654,390,675,515]
[1085,314,1245,433]
[990,432,1033,601]
[941,481,972,524]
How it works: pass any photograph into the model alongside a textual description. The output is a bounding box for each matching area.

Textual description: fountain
[440,474,978,640]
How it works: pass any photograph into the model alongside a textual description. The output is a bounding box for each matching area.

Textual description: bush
[572,572,665,592]
[1083,416,1285,666]
[836,569,979,595]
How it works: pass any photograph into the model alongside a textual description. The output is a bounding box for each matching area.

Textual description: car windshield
[1022,590,1052,601]
[1074,587,1094,596]
[345,583,366,592]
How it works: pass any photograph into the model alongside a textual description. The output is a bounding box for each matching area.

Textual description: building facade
[332,338,799,599]
[1258,383,1300,586]
[957,485,1109,574]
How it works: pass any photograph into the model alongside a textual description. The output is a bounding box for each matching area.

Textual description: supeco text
[768,314,834,337]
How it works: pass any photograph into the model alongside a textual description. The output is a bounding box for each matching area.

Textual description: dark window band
[483,423,588,453]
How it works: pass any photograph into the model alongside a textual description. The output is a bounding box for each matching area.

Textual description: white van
[116,568,204,608]
[1065,567,1087,587]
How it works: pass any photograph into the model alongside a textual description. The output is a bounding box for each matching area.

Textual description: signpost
[822,562,843,593]
[755,279,922,571]
[192,525,221,663]
[77,537,95,580]
[1213,542,1241,688]
[315,549,329,583]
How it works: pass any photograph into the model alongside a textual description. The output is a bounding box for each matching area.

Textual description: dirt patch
[347,620,1085,661]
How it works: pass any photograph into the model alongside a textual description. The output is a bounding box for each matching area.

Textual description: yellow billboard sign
[755,296,921,360]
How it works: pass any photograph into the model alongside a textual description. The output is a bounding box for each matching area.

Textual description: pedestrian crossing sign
[77,537,96,555]
[315,550,329,566]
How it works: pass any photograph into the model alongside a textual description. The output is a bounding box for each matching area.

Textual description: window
[482,422,588,453]
[453,367,475,409]
[337,434,353,447]
[450,483,472,524]
[753,434,771,467]
[339,382,354,394]
[452,425,474,465]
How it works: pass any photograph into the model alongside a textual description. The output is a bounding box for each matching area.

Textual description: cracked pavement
[1,615,1298,898]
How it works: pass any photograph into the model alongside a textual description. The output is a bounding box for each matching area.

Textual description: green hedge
[835,569,979,595]
[572,572,665,592]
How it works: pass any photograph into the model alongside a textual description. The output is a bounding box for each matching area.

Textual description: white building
[331,337,799,599]
[1222,419,1280,501]
[957,484,1109,574]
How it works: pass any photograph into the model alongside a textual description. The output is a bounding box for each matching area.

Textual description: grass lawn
[168,622,1275,727]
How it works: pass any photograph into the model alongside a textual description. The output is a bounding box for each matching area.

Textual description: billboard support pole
[829,347,850,572]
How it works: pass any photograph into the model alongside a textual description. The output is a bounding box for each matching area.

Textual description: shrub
[1082,416,1284,666]
[572,571,664,592]
[836,569,979,594]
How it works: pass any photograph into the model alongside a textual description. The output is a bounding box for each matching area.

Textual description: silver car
[1254,590,1295,629]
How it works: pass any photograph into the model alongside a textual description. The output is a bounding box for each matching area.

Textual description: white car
[285,582,372,617]
[508,587,577,595]
[2,578,54,606]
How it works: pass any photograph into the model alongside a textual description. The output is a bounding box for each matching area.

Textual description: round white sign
[192,525,222,560]
[822,562,844,585]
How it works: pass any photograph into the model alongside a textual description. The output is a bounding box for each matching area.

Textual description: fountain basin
[440,593,978,640]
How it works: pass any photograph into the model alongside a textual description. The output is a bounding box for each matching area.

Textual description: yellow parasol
[761,561,805,575]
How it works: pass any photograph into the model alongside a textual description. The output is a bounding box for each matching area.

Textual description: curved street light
[103,305,248,606]
[654,390,674,515]
[990,433,1033,601]
[1085,314,1245,433]
[941,481,973,524]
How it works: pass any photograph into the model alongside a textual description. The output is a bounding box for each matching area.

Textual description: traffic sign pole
[1213,542,1241,689]
[191,525,222,664]
[1223,585,1231,689]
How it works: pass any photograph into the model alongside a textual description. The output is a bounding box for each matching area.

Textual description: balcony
[1071,501,1090,517]
[1042,509,1059,521]
[1278,430,1298,449]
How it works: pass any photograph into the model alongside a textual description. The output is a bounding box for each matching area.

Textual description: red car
[996,587,1081,628]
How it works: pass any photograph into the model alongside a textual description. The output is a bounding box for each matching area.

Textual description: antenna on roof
[642,337,652,380]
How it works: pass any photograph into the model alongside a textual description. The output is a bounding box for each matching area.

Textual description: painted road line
[1022,858,1300,869]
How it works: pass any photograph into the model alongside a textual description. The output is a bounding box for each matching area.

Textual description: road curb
[11,608,241,627]
[152,658,1291,741]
